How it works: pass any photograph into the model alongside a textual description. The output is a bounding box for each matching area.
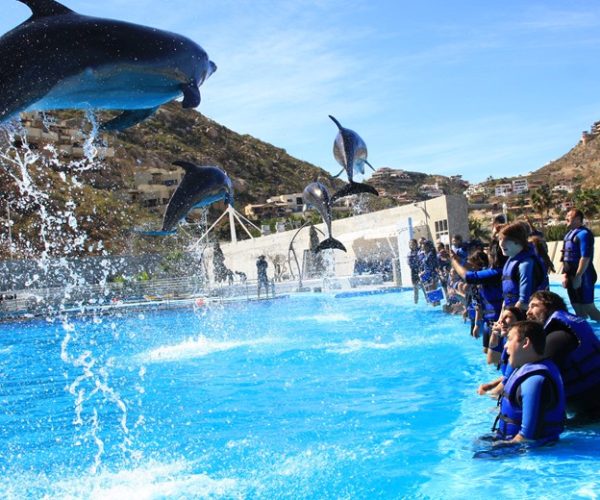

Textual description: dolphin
[0,0,216,130]
[303,182,346,253]
[141,161,233,236]
[329,115,379,202]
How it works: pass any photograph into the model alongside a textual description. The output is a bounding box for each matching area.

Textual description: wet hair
[510,320,546,355]
[498,222,529,249]
[504,306,527,322]
[530,290,568,312]
[467,249,489,271]
[529,235,555,273]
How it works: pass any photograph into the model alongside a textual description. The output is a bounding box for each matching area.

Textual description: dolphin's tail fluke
[330,182,379,203]
[316,237,347,253]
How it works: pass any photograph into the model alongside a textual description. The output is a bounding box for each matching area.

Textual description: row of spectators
[408,209,600,447]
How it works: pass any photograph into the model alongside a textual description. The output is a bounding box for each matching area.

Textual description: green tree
[572,188,600,219]
[468,217,491,243]
[530,184,553,225]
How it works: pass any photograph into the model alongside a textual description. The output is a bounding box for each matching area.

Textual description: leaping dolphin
[0,0,216,130]
[142,161,233,236]
[303,182,346,253]
[329,115,379,202]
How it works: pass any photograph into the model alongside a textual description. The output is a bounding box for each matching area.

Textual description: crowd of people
[407,208,600,449]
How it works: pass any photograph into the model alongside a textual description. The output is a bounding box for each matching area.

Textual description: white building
[495,183,512,196]
[512,178,529,194]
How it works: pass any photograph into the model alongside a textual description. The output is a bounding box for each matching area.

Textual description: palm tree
[530,184,553,225]
[468,217,491,243]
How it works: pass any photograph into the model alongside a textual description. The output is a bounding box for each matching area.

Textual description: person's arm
[450,252,467,279]
[572,230,593,288]
[515,374,546,442]
[544,329,578,367]
[477,376,503,395]
[515,259,534,310]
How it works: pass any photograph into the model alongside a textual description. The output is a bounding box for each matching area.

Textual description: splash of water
[0,114,133,472]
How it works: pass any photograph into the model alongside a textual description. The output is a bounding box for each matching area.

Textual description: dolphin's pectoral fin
[100,107,159,131]
[19,0,74,18]
[330,182,379,203]
[331,168,344,179]
[181,82,200,108]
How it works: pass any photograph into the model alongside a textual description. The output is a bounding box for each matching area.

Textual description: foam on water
[137,335,278,364]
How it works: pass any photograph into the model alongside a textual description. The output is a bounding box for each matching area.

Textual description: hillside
[532,131,600,189]
[0,103,346,259]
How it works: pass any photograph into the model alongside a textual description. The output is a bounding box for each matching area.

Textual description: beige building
[217,195,469,285]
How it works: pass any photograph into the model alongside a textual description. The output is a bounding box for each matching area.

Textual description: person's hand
[572,275,582,290]
[561,274,569,289]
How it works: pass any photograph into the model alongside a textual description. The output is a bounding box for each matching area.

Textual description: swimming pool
[1,288,599,498]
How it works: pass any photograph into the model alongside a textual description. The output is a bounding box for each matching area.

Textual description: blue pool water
[1,289,600,498]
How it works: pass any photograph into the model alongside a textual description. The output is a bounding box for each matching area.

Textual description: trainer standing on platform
[256,255,269,299]
[561,208,600,321]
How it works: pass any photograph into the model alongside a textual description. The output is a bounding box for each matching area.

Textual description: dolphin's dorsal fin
[18,0,74,18]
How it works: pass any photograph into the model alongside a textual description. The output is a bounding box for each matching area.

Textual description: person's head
[436,242,445,252]
[527,291,568,323]
[505,320,547,368]
[451,235,463,247]
[467,249,488,271]
[409,239,418,250]
[498,222,529,257]
[488,239,508,269]
[258,255,265,260]
[566,208,584,229]
[499,306,526,334]
[422,239,434,252]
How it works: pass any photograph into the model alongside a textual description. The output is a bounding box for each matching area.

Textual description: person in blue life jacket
[478,306,527,397]
[419,239,441,306]
[498,222,548,312]
[527,290,600,420]
[450,241,507,350]
[479,308,523,396]
[491,320,566,444]
[407,239,421,304]
[560,209,600,321]
[451,234,468,265]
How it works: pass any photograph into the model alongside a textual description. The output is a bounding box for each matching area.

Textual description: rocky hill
[531,130,600,189]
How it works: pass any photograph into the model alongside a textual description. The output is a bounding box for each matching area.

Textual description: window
[434,219,449,241]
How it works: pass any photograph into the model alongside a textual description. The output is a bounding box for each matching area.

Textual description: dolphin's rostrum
[0,0,216,130]
[303,182,346,253]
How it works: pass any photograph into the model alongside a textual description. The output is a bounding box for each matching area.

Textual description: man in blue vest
[561,208,600,321]
[493,320,565,444]
[527,290,600,420]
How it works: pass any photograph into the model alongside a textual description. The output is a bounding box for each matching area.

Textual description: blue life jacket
[561,226,592,264]
[479,281,503,322]
[502,249,546,306]
[494,360,565,441]
[544,310,600,399]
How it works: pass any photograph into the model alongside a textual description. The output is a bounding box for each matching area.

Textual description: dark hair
[493,214,506,225]
[498,222,529,249]
[529,235,555,273]
[504,306,526,322]
[467,249,489,270]
[488,239,508,269]
[510,320,546,355]
[569,208,584,222]
[530,290,568,312]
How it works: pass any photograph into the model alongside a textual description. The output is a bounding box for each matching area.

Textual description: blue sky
[4,0,600,183]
